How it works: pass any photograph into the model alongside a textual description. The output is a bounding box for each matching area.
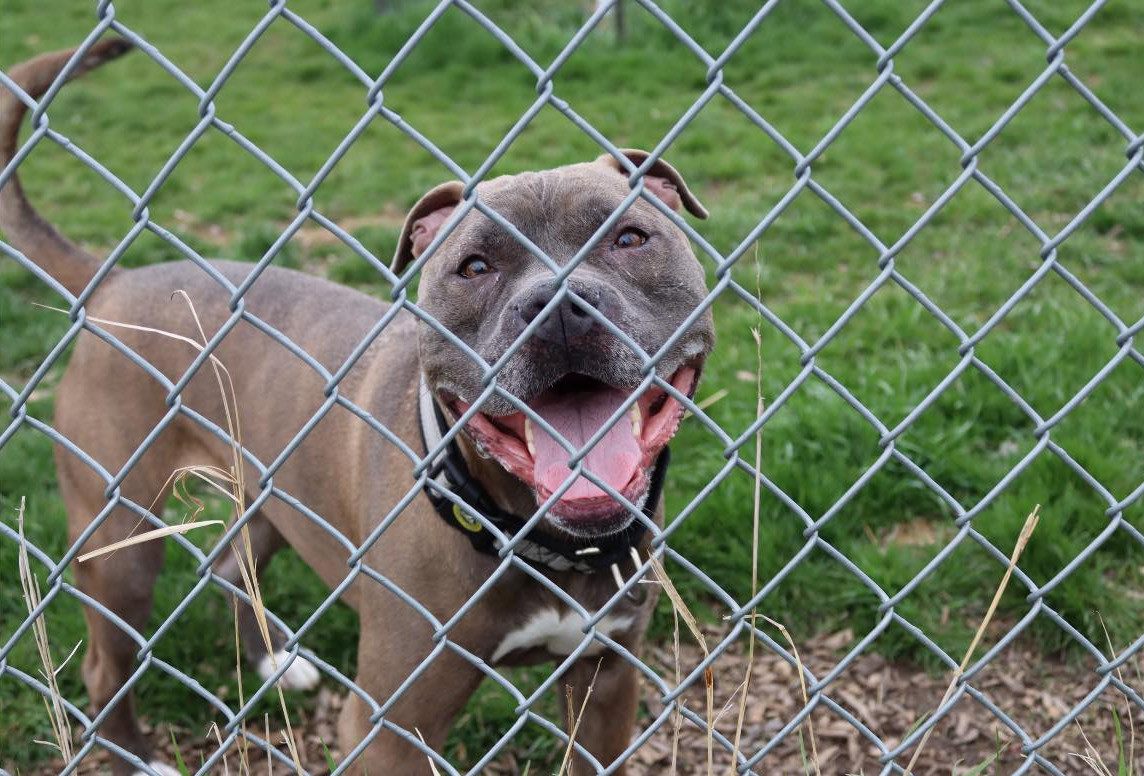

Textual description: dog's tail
[0,38,134,296]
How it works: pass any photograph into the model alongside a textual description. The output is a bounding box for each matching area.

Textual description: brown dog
[1,40,714,775]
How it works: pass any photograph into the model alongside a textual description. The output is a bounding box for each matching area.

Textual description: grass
[2,0,1143,770]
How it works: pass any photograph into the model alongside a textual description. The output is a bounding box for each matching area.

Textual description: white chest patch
[491,608,635,663]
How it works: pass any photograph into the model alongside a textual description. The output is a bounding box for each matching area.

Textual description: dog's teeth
[524,417,536,455]
[630,404,642,438]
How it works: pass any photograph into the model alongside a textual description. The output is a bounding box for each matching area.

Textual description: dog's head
[394,150,714,538]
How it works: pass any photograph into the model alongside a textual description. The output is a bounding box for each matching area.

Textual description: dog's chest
[491,607,635,663]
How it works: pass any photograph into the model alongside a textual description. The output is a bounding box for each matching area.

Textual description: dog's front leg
[336,613,486,774]
[561,650,641,775]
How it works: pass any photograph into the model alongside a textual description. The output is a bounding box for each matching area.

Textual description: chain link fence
[1,0,1142,774]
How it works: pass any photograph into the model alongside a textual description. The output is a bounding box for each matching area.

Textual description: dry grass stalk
[415,728,444,776]
[1070,722,1116,775]
[78,461,233,564]
[760,615,820,776]
[682,387,728,420]
[206,720,231,776]
[16,497,79,762]
[669,595,684,776]
[648,554,715,774]
[903,504,1041,774]
[232,598,251,775]
[728,321,767,775]
[76,520,224,563]
[1098,614,1136,775]
[556,657,604,776]
[175,291,304,773]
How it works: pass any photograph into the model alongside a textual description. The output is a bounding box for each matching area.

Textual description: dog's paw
[133,761,182,776]
[257,649,320,691]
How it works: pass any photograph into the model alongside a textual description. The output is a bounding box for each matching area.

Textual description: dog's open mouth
[445,366,700,533]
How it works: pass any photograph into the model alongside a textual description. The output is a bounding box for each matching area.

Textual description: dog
[1,40,714,775]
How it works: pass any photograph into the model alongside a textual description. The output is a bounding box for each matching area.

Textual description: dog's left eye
[613,228,648,249]
[458,256,494,278]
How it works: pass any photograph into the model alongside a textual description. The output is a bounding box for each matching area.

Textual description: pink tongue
[530,387,641,501]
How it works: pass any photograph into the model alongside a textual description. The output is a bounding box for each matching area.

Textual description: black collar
[417,377,667,574]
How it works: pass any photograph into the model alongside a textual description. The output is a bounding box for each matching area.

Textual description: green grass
[2,0,1143,770]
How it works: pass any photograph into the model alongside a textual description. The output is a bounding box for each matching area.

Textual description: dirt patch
[36,630,1143,774]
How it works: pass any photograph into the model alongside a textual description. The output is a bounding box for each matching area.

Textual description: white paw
[133,761,182,776]
[257,649,320,691]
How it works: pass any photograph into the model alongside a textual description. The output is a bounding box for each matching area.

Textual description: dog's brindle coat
[1,41,714,774]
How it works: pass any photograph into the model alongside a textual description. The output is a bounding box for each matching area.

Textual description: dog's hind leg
[212,510,321,691]
[58,429,188,776]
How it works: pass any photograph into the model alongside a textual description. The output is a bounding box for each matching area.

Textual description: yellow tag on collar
[453,503,483,533]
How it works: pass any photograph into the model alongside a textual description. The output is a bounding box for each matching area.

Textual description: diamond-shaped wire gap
[698,359,889,580]
[441,662,563,774]
[869,520,1038,668]
[294,109,473,293]
[955,607,1138,764]
[1043,170,1144,329]
[657,443,811,616]
[313,3,544,176]
[971,269,1128,424]
[656,99,805,259]
[890,176,1052,334]
[879,363,1041,521]
[789,616,1097,774]
[882,631,1104,773]
[200,13,399,201]
[537,10,718,152]
[800,82,966,244]
[883,1,1055,142]
[733,185,896,349]
[961,449,1140,655]
[678,272,808,459]
[792,455,976,666]
[708,0,893,154]
[1046,359,1144,515]
[808,277,969,440]
[973,75,1138,233]
[4,29,207,235]
[639,621,882,773]
[133,118,311,256]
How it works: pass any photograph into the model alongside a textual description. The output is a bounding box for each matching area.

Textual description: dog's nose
[515,283,604,345]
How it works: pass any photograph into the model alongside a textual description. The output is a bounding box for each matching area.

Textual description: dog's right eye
[458,256,494,279]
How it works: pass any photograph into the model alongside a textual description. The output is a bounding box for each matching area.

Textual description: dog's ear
[392,181,465,275]
[597,149,707,219]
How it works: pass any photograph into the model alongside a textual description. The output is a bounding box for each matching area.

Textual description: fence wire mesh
[1,0,1142,774]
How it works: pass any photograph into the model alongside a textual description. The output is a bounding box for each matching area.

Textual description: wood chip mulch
[37,629,1143,774]
[626,627,1143,775]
